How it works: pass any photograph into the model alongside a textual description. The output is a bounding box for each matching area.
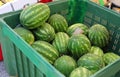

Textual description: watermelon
[88,24,109,48]
[52,32,69,55]
[68,34,91,59]
[90,46,104,57]
[69,66,92,77]
[67,23,89,36]
[48,14,68,32]
[103,52,120,65]
[33,23,55,42]
[14,27,34,45]
[20,3,50,29]
[54,55,77,77]
[77,53,105,73]
[31,41,59,64]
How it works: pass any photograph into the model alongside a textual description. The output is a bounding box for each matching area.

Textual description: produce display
[67,23,89,36]
[54,55,77,77]
[68,34,91,59]
[0,0,13,6]
[14,27,35,45]
[0,1,4,6]
[103,52,120,65]
[90,46,104,57]
[14,2,120,77]
[88,24,109,48]
[77,53,105,74]
[52,32,69,55]
[69,67,92,77]
[20,3,50,29]
[91,0,109,6]
[33,23,55,42]
[48,14,68,32]
[2,0,13,3]
[31,40,59,64]
[91,0,120,13]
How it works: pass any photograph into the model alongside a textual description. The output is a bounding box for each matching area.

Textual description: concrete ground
[0,61,9,77]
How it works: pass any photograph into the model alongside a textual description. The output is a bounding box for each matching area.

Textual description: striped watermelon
[77,53,105,73]
[14,27,34,45]
[33,23,55,42]
[52,32,69,55]
[68,34,91,59]
[31,41,59,64]
[90,46,104,57]
[54,55,77,77]
[88,24,109,48]
[48,14,68,32]
[69,67,92,77]
[67,23,89,36]
[103,52,120,65]
[20,3,50,29]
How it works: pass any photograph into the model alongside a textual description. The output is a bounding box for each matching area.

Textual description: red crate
[38,0,52,3]
[0,45,3,61]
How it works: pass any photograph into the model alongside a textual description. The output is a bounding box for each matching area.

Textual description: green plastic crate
[0,10,22,76]
[0,0,120,77]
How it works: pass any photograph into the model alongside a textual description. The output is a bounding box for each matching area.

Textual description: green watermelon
[33,23,55,42]
[52,32,69,55]
[14,27,34,45]
[88,24,109,48]
[31,41,59,64]
[103,52,120,65]
[68,34,91,59]
[20,3,50,29]
[67,23,89,36]
[54,55,77,77]
[48,14,68,32]
[90,46,104,57]
[69,67,92,77]
[77,53,105,73]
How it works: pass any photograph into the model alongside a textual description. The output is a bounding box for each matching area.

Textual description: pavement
[0,61,9,77]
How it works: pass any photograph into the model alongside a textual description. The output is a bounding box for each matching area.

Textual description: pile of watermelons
[14,3,120,77]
